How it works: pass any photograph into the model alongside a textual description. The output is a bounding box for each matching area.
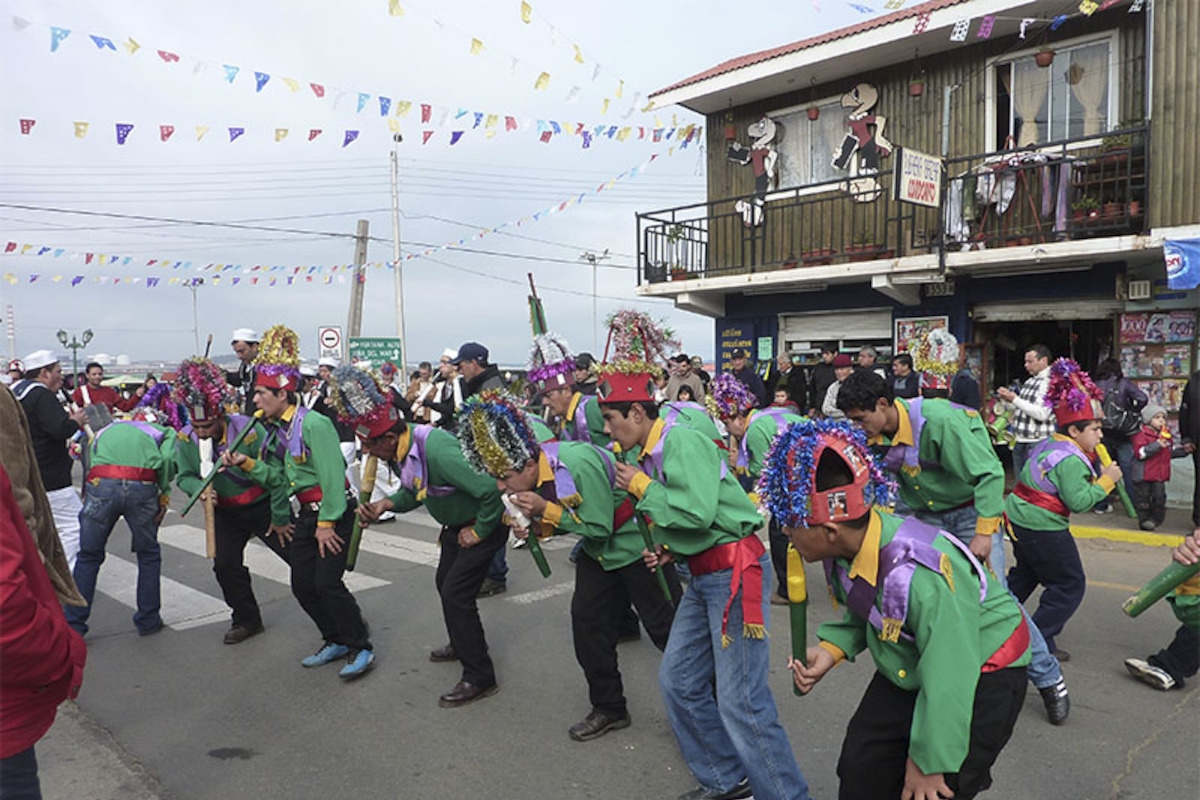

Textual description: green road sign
[348,337,402,366]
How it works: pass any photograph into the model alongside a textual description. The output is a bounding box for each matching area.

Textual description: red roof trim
[651,0,969,97]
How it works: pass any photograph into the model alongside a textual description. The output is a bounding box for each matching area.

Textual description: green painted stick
[787,545,808,697]
[1122,559,1200,617]
[179,418,257,516]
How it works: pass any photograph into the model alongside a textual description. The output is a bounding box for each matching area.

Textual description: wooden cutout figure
[727,115,780,226]
[832,83,893,202]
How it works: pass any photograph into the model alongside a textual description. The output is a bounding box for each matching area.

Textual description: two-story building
[636,0,1197,433]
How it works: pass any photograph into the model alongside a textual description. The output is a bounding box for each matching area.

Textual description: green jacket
[558,392,610,447]
[742,408,806,480]
[627,418,761,556]
[536,442,644,570]
[247,405,347,526]
[174,416,291,524]
[818,509,1030,775]
[663,401,722,442]
[385,427,504,538]
[89,421,178,498]
[1004,435,1114,530]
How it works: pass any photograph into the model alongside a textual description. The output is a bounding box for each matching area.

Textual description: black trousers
[838,667,1026,800]
[1149,623,1200,685]
[572,551,681,717]
[1006,522,1086,653]
[213,501,290,628]
[435,524,509,687]
[1191,449,1199,528]
[767,517,789,600]
[290,504,371,651]
[1134,480,1167,526]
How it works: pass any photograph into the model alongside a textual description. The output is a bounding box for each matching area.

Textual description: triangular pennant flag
[159,125,174,142]
[310,82,325,97]
[534,72,550,91]
[18,119,34,135]
[421,103,432,123]
[282,77,299,92]
[196,125,209,141]
[254,71,270,91]
[85,253,94,263]
[308,128,322,140]
[422,130,434,144]
[124,37,140,54]
[505,116,518,131]
[379,96,391,116]
[89,35,116,51]
[601,98,610,115]
[591,63,601,82]
[565,86,581,104]
[540,130,553,143]
[581,131,592,149]
[616,80,624,99]
[12,17,31,30]
[158,50,179,62]
[115,123,133,144]
[343,130,359,147]
[573,44,584,64]
[228,127,245,142]
[473,112,483,129]
[72,276,83,286]
[520,1,532,23]
[470,38,484,55]
[455,108,469,119]
[275,128,288,142]
[485,114,498,129]
[396,100,412,117]
[223,64,239,82]
[449,131,464,145]
[73,121,88,138]
[356,93,370,112]
[387,117,401,133]
[50,27,70,52]
[977,14,996,37]
[388,0,405,15]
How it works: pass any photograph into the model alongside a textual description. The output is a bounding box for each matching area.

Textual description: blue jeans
[659,552,810,800]
[65,478,163,636]
[0,746,40,799]
[914,505,1063,690]
[1095,437,1136,510]
[487,544,508,584]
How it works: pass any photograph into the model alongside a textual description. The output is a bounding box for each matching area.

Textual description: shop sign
[893,147,942,208]
[893,315,947,354]
[719,324,754,371]
[757,336,773,361]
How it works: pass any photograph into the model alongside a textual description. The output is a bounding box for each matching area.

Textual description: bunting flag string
[1,149,674,286]
[14,115,701,150]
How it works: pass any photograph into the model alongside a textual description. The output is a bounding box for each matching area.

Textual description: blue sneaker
[301,642,349,668]
[339,649,376,680]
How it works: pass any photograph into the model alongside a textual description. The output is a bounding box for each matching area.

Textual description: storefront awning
[972,299,1123,323]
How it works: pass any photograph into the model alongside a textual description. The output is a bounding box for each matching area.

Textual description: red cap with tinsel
[1044,358,1104,428]
[595,310,679,405]
[253,325,302,392]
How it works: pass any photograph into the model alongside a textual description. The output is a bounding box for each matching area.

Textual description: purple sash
[661,401,707,425]
[540,441,586,505]
[396,425,457,500]
[182,415,256,487]
[1024,438,1097,496]
[735,407,801,471]
[268,406,312,462]
[881,397,973,474]
[824,517,988,643]
[563,394,594,443]
[639,421,729,483]
[94,419,167,448]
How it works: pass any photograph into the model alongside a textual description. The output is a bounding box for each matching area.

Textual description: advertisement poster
[1123,311,1197,343]
[894,316,948,354]
[1121,309,1195,424]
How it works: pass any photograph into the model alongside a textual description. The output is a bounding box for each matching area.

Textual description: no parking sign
[318,326,342,360]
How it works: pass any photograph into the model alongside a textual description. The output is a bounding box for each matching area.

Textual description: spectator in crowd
[1183,371,1199,527]
[11,350,87,569]
[997,344,1055,477]
[857,345,888,380]
[809,344,839,415]
[3,358,23,386]
[728,348,767,408]
[228,328,259,415]
[950,361,982,410]
[773,351,809,409]
[821,354,855,420]
[890,353,919,399]
[70,362,142,413]
[143,374,158,391]
[573,353,599,396]
[429,349,465,430]
[1093,358,1148,512]
[665,354,706,402]
[1131,405,1195,531]
[406,361,436,423]
[690,355,712,393]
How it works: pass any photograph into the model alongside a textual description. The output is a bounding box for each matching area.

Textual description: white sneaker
[511,536,528,549]
[378,511,396,522]
[1124,658,1175,690]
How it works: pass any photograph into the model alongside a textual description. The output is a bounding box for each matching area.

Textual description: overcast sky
[2,0,871,367]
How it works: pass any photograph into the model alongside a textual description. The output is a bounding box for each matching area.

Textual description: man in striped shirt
[997,344,1055,478]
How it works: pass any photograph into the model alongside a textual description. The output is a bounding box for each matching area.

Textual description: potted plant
[846,229,878,261]
[807,106,820,121]
[1102,200,1125,219]
[1071,195,1099,223]
[1035,45,1055,68]
[724,111,737,142]
[782,255,799,269]
[1099,131,1133,165]
[802,246,835,265]
[909,76,925,98]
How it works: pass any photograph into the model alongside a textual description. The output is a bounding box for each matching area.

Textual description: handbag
[1101,386,1141,437]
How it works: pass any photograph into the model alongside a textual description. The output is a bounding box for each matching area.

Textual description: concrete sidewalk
[1070,504,1195,546]
[36,702,165,800]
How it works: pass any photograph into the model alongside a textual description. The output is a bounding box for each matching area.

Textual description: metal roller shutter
[972,299,1122,323]
[778,308,893,347]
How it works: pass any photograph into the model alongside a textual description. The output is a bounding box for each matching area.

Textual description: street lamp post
[56,327,93,388]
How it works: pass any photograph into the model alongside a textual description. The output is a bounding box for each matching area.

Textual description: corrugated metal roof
[651,0,970,97]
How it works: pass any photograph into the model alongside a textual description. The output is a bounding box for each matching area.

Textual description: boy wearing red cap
[1004,359,1122,661]
[761,419,1029,800]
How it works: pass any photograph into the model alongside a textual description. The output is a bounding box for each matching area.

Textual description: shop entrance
[974,318,1114,390]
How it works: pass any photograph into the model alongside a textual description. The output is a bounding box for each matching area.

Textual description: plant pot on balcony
[802,248,835,266]
[807,107,820,121]
[1102,202,1124,219]
[846,244,892,262]
[1035,49,1055,68]
[669,268,689,281]
[909,81,925,98]
[1129,200,1142,217]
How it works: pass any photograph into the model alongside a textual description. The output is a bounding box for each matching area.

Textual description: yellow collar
[847,509,883,586]
[280,404,298,423]
[537,451,553,486]
[638,417,666,462]
[868,399,913,447]
[566,392,583,422]
[394,427,412,462]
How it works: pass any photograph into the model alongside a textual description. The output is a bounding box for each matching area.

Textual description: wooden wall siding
[695,8,1147,275]
[1150,0,1199,229]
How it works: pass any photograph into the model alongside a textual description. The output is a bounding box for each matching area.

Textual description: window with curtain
[1000,39,1112,147]
[774,100,847,188]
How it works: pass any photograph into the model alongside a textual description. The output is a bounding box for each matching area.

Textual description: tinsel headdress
[912,327,959,390]
[327,364,398,440]
[1044,358,1104,427]
[173,358,234,423]
[595,309,679,404]
[527,333,577,394]
[757,418,894,528]
[253,325,302,391]
[708,373,757,419]
[458,391,541,478]
[134,382,186,430]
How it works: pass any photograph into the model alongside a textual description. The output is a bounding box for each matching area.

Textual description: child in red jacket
[1131,404,1196,530]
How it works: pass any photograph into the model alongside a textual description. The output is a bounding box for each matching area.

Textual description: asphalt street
[40,509,1200,800]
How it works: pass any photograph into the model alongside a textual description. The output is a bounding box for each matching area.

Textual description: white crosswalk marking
[95,554,231,631]
[358,528,441,567]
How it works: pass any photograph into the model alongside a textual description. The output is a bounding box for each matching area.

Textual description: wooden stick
[204,490,217,558]
[346,455,378,571]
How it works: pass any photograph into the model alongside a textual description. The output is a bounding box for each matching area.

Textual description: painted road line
[1090,579,1142,593]
[95,554,231,631]
[504,581,575,605]
[158,525,389,593]
[358,528,441,567]
[1071,526,1184,548]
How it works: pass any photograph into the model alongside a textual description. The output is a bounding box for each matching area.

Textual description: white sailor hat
[317,356,339,368]
[22,349,59,371]
[231,327,261,344]
[300,363,317,377]
[441,347,457,361]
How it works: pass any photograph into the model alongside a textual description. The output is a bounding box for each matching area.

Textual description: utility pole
[390,137,408,374]
[4,303,15,361]
[579,250,610,353]
[346,219,370,362]
[186,277,204,354]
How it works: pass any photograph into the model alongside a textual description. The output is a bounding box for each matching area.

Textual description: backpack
[1101,385,1140,437]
